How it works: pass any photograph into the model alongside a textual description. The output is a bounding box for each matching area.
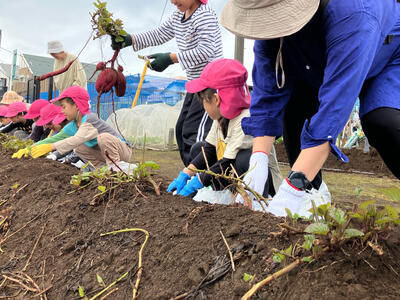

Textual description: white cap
[47,40,64,54]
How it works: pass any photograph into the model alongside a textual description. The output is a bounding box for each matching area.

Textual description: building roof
[0,63,17,78]
[22,53,98,82]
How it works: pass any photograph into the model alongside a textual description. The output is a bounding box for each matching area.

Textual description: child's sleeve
[199,157,235,188]
[132,17,175,51]
[34,129,71,146]
[177,11,221,70]
[190,142,217,170]
[223,114,252,160]
[54,123,98,154]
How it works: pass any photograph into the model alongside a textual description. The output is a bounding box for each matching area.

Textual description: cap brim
[24,112,39,119]
[220,0,319,40]
[35,117,52,126]
[185,79,209,94]
[52,114,66,125]
[4,112,17,118]
[50,94,67,104]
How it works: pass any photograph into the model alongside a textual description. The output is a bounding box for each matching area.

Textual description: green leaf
[11,182,19,189]
[359,200,376,211]
[273,253,285,263]
[96,273,105,287]
[317,203,330,217]
[78,285,85,298]
[98,185,106,193]
[119,30,127,36]
[343,228,364,238]
[329,207,347,225]
[385,205,399,221]
[349,212,364,221]
[115,36,124,42]
[304,223,330,235]
[375,217,394,225]
[285,208,293,220]
[302,234,315,251]
[243,273,251,282]
[143,161,160,170]
[302,257,313,263]
[284,245,293,256]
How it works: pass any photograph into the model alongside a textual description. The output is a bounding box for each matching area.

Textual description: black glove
[148,53,174,72]
[111,34,132,50]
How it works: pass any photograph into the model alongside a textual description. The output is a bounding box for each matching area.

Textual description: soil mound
[0,148,399,299]
[275,143,394,178]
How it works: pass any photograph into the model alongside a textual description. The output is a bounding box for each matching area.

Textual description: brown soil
[274,143,394,178]
[0,148,400,299]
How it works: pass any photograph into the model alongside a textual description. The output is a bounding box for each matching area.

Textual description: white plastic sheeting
[106,102,183,150]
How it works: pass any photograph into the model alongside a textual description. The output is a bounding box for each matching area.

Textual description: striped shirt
[133,4,223,80]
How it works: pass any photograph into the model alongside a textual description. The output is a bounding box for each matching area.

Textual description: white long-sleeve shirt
[133,4,223,80]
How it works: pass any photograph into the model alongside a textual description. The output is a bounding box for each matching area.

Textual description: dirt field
[0,146,399,299]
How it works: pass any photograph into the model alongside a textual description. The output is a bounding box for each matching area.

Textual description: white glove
[235,152,269,206]
[266,178,305,217]
[108,161,138,174]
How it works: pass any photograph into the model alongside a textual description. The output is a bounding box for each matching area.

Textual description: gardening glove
[235,152,269,206]
[31,144,53,158]
[111,34,132,50]
[167,171,191,193]
[178,175,203,197]
[12,148,29,159]
[148,53,174,72]
[266,178,305,217]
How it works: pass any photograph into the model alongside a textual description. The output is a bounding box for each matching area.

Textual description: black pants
[361,107,400,179]
[176,93,213,166]
[283,80,323,189]
[190,142,276,197]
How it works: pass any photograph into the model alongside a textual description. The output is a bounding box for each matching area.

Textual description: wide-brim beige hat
[221,0,320,40]
[0,91,24,105]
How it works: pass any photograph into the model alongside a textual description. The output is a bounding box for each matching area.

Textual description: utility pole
[9,49,17,91]
[234,35,244,64]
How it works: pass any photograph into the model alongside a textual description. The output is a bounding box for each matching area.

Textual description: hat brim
[185,78,209,94]
[24,112,39,119]
[220,0,320,40]
[35,117,52,126]
[4,112,18,118]
[53,114,66,125]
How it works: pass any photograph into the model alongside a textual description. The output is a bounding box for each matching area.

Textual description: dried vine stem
[188,167,269,211]
[99,228,149,299]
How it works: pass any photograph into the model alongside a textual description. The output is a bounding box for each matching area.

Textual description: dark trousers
[361,107,400,179]
[176,93,213,166]
[190,142,276,197]
[283,80,323,189]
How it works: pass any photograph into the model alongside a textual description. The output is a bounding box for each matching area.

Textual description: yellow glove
[31,144,53,158]
[12,148,29,159]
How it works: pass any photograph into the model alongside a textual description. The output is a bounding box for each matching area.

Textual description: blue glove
[178,176,203,197]
[167,171,191,193]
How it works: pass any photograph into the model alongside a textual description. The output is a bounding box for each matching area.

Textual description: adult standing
[48,40,87,93]
[220,0,400,216]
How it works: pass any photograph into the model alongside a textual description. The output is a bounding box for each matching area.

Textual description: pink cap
[52,112,66,125]
[24,99,49,119]
[36,104,63,126]
[0,106,8,117]
[4,102,27,118]
[50,86,90,116]
[185,59,250,119]
[200,0,207,3]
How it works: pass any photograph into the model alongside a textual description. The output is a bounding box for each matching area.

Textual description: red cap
[36,104,63,126]
[51,86,90,116]
[0,105,8,117]
[185,59,250,119]
[4,102,27,118]
[24,99,49,119]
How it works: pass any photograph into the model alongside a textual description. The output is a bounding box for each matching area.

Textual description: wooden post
[168,128,174,150]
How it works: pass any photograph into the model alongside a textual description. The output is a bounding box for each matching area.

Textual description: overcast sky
[0,0,255,80]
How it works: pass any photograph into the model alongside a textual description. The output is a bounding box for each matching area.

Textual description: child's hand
[12,148,29,159]
[31,144,53,158]
[167,171,191,194]
[178,175,203,197]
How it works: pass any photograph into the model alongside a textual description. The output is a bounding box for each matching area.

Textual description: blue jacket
[243,0,400,162]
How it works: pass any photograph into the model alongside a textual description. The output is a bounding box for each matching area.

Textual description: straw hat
[220,0,320,40]
[1,91,24,105]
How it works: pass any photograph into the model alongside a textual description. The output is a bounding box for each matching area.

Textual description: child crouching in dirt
[26,86,134,172]
[167,59,281,201]
[0,102,33,139]
[23,99,51,142]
